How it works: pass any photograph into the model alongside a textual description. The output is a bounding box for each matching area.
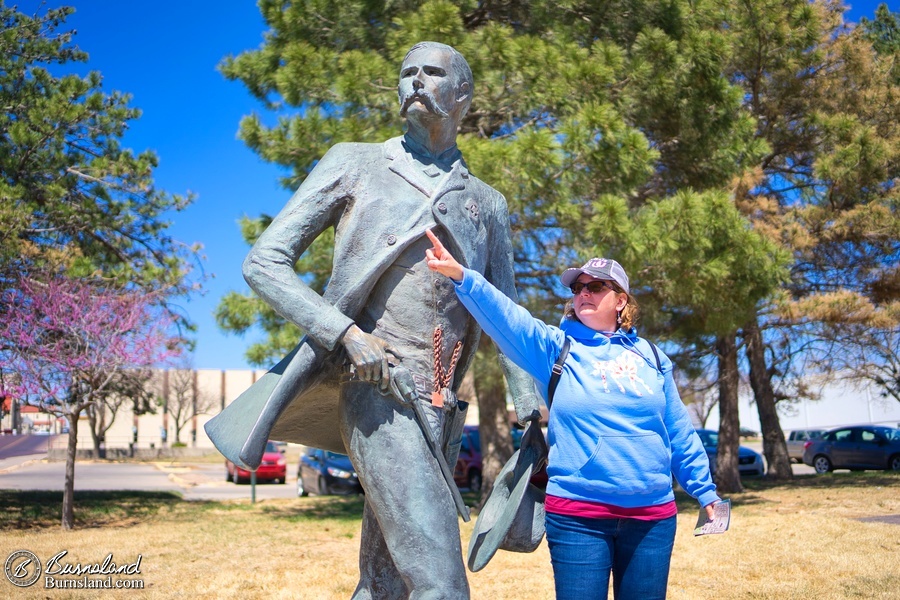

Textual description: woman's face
[572,274,627,331]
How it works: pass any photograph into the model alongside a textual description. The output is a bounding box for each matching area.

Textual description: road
[0,432,55,458]
[744,439,815,475]
[0,434,300,501]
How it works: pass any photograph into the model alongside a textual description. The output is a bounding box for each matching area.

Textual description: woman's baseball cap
[560,258,629,294]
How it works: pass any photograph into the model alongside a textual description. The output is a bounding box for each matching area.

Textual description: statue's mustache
[399,91,449,118]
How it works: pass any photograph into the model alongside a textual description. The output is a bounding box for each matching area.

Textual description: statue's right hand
[341,324,395,387]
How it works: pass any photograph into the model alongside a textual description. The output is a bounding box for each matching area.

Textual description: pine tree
[0,4,199,291]
[721,0,900,480]
[216,0,791,491]
[218,0,780,351]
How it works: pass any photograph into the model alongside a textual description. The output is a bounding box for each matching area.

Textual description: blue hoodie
[454,268,719,510]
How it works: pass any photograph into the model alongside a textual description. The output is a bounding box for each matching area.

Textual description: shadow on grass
[216,489,489,524]
[740,471,900,493]
[0,490,185,530]
[0,489,370,530]
[258,490,485,523]
[674,471,900,511]
[259,494,366,522]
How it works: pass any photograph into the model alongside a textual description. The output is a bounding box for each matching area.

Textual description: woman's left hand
[425,228,464,281]
[705,502,718,520]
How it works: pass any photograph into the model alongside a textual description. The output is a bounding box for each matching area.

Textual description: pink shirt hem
[546,495,677,521]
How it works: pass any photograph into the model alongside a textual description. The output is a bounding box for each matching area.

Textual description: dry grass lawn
[1,472,898,599]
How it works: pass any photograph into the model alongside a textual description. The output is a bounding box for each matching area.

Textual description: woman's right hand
[425,228,464,282]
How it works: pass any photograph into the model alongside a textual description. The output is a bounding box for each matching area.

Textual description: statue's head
[398,42,473,126]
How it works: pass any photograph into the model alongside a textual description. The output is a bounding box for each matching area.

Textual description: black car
[695,429,765,477]
[297,448,363,496]
[802,425,900,474]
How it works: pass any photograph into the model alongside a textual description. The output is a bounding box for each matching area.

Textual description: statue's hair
[403,42,473,116]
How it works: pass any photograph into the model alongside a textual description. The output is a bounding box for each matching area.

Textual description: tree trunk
[471,349,514,509]
[62,413,79,529]
[87,404,106,459]
[744,317,792,481]
[715,333,743,494]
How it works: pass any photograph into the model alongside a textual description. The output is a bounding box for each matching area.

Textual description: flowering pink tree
[0,274,180,529]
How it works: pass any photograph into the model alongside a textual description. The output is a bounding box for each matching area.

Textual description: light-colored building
[704,376,900,434]
[94,369,268,452]
[1,396,65,434]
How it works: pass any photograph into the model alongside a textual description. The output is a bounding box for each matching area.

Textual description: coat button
[386,234,397,245]
[437,202,448,214]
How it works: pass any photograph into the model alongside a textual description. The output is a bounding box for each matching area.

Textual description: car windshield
[698,430,718,447]
[460,429,480,454]
[875,427,900,442]
[324,451,348,460]
[265,442,280,453]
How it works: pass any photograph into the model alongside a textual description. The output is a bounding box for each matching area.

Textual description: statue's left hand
[341,324,396,390]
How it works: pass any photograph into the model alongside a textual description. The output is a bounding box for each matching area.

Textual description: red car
[226,440,287,484]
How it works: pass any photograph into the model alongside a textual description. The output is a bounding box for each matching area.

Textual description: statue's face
[398,47,463,122]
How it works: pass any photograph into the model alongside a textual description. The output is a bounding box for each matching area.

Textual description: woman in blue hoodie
[424,229,720,600]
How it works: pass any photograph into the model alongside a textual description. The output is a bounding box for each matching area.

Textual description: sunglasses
[570,280,614,295]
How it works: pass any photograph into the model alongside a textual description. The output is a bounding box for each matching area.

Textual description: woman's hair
[563,281,640,330]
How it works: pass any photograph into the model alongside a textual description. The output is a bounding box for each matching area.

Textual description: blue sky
[30,0,890,370]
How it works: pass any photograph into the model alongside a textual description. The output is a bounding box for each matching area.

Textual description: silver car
[802,426,900,474]
[786,429,825,463]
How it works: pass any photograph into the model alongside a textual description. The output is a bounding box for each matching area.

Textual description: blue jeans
[545,512,677,600]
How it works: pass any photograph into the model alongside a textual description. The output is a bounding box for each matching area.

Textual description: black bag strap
[648,341,661,372]
[547,338,571,410]
[547,338,659,409]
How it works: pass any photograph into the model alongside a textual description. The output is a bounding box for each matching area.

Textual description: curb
[0,456,45,475]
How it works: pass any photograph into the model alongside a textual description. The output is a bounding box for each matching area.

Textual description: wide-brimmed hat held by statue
[467,421,548,572]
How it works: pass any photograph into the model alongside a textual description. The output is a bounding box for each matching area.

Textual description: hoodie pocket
[576,433,671,496]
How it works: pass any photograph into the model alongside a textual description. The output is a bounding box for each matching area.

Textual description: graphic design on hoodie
[591,351,654,396]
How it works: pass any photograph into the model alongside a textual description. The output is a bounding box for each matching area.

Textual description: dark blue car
[297,448,364,496]
[802,425,900,474]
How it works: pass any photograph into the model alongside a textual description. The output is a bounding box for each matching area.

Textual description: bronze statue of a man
[206,41,540,599]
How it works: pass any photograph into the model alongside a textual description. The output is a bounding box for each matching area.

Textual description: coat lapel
[386,137,436,197]
[432,160,468,203]
[385,136,470,203]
